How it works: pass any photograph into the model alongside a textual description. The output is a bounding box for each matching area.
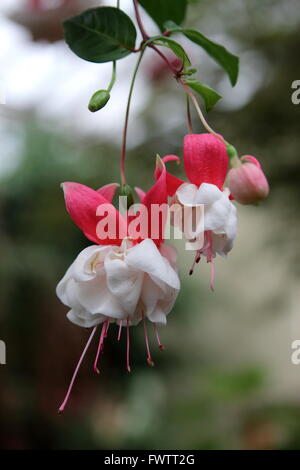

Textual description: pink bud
[227,155,269,205]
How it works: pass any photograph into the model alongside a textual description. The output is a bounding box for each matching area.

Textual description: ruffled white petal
[56,240,180,328]
[105,253,144,316]
[67,308,106,328]
[126,239,180,291]
[174,182,237,258]
[72,245,111,281]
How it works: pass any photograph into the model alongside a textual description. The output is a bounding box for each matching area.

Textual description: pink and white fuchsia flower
[156,133,237,289]
[56,167,180,412]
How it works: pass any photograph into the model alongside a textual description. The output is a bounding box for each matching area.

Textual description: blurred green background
[0,0,300,450]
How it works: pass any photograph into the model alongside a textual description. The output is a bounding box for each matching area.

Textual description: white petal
[140,274,164,318]
[212,203,237,256]
[204,194,231,231]
[126,239,180,291]
[56,264,74,306]
[176,183,198,206]
[158,288,178,316]
[148,307,167,325]
[104,254,144,315]
[72,245,111,282]
[76,275,124,319]
[195,183,223,205]
[67,309,106,328]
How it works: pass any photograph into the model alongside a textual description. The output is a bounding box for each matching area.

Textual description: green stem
[107,61,116,92]
[120,48,146,185]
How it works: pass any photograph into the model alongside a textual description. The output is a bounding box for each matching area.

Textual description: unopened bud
[120,184,135,210]
[88,90,110,112]
[227,155,269,205]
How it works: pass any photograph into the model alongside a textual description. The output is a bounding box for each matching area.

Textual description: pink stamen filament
[143,315,154,366]
[118,320,123,341]
[93,321,107,374]
[104,320,110,338]
[210,258,215,292]
[58,326,97,414]
[154,323,164,351]
[126,317,131,373]
[189,250,201,275]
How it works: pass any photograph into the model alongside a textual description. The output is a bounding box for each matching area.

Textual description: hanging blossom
[56,163,180,412]
[155,133,237,289]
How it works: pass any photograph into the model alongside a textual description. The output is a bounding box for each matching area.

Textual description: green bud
[120,184,135,210]
[184,68,197,77]
[88,90,110,113]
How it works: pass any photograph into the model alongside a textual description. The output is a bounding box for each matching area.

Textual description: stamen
[189,250,201,276]
[58,326,97,414]
[154,323,164,351]
[143,315,154,366]
[210,259,215,292]
[126,317,131,373]
[104,320,110,338]
[93,321,107,374]
[118,320,123,341]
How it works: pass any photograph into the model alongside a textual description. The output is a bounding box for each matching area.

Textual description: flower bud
[227,155,269,205]
[88,90,110,112]
[120,184,135,210]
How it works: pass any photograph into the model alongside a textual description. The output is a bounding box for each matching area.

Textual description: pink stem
[143,315,154,366]
[126,317,131,373]
[133,0,181,76]
[58,326,97,413]
[210,259,215,292]
[150,44,180,75]
[104,320,110,338]
[154,323,164,351]
[93,322,107,374]
[133,0,149,40]
[118,320,123,341]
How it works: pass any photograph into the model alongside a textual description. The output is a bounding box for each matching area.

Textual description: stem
[181,80,228,145]
[120,48,146,185]
[186,94,193,134]
[133,1,180,75]
[133,0,149,40]
[107,61,116,92]
[58,327,97,413]
[150,44,179,75]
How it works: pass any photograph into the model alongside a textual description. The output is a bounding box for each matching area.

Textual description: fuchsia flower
[227,155,269,205]
[56,164,180,412]
[156,133,237,289]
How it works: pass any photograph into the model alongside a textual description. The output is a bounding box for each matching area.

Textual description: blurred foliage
[0,0,300,450]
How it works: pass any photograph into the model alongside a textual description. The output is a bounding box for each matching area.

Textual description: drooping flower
[227,155,269,205]
[156,133,237,289]
[56,166,180,412]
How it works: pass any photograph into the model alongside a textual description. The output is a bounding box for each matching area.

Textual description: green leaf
[165,24,239,86]
[147,36,191,68]
[63,7,137,63]
[139,0,187,32]
[184,78,222,112]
